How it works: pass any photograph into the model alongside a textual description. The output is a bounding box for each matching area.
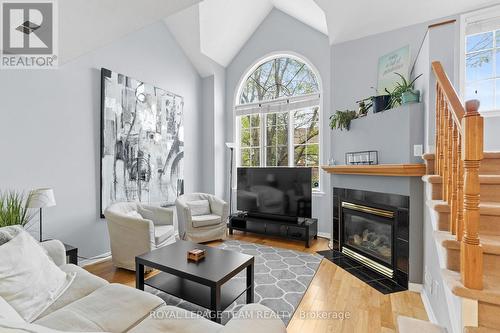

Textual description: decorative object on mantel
[329,109,358,131]
[100,68,184,217]
[27,188,56,241]
[322,163,426,177]
[345,151,378,165]
[0,191,36,228]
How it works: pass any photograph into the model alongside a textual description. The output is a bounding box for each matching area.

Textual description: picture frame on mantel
[377,45,410,93]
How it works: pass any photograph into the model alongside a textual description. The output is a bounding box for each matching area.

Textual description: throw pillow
[0,225,23,246]
[187,200,211,216]
[0,230,75,322]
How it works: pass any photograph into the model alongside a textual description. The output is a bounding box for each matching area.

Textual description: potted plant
[329,109,358,131]
[388,72,423,107]
[369,88,391,113]
[356,97,372,117]
[0,191,35,228]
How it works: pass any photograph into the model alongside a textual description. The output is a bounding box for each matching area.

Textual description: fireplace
[329,188,409,291]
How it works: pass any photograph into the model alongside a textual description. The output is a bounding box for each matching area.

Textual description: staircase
[422,62,500,332]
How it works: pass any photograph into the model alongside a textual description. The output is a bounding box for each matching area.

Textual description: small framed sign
[377,45,410,94]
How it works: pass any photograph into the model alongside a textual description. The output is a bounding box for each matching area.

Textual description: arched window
[235,56,321,188]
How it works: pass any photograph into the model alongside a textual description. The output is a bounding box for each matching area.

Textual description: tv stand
[228,214,318,248]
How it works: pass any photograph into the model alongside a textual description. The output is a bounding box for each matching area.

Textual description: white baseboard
[78,252,111,267]
[317,232,330,239]
[409,283,423,292]
[421,288,438,324]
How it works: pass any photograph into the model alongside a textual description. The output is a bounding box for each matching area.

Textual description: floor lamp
[27,188,56,242]
[225,142,235,216]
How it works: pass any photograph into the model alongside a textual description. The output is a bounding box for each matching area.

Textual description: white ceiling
[60,0,500,73]
[316,0,500,44]
[59,0,201,63]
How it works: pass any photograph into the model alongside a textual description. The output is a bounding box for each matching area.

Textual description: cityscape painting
[100,68,184,216]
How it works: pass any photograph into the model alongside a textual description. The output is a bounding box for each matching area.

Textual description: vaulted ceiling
[60,0,500,73]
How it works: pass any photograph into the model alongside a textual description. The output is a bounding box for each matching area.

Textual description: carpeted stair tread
[427,200,500,216]
[422,175,500,184]
[442,269,500,305]
[435,231,500,255]
[465,326,500,333]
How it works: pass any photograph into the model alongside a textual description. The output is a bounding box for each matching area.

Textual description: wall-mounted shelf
[321,164,426,177]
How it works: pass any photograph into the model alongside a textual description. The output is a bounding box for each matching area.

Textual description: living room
[1,0,500,332]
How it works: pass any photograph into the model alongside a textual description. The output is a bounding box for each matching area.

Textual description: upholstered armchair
[104,202,176,271]
[175,193,228,243]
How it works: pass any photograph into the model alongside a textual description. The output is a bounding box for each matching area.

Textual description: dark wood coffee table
[135,240,254,323]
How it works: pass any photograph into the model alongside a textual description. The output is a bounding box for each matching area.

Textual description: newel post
[461,99,483,290]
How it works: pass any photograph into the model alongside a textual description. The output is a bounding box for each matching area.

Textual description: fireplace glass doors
[341,202,394,274]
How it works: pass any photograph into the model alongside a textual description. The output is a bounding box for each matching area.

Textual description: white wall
[224,8,332,236]
[0,22,203,258]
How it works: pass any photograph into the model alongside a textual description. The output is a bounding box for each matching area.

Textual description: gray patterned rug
[146,239,323,325]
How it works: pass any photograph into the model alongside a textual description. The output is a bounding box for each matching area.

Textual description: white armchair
[104,202,176,271]
[175,193,228,243]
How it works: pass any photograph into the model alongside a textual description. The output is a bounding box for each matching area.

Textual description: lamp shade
[27,188,56,208]
[225,142,234,149]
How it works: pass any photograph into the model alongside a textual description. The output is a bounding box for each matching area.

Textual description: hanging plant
[329,110,358,131]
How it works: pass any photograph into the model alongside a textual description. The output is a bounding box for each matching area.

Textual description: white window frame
[460,5,500,117]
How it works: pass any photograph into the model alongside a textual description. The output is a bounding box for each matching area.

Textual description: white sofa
[104,202,177,271]
[176,193,228,243]
[1,239,287,333]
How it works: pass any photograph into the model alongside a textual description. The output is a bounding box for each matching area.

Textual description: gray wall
[0,22,203,258]
[224,9,332,236]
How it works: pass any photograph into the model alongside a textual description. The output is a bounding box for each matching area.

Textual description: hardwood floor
[84,232,428,332]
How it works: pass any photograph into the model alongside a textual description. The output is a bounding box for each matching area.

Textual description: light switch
[414,144,423,157]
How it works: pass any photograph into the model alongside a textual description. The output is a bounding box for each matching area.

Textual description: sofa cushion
[37,264,108,319]
[187,200,211,216]
[0,230,75,322]
[191,214,222,228]
[128,305,221,333]
[34,284,164,332]
[0,296,24,322]
[154,225,175,246]
[0,320,109,333]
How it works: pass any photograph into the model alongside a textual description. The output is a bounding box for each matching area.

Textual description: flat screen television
[237,167,312,219]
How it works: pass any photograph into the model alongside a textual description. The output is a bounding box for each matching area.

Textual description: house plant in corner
[0,191,35,228]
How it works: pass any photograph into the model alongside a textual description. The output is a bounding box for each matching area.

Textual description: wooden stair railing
[432,61,484,290]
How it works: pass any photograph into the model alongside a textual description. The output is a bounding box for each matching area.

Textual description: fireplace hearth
[319,188,409,294]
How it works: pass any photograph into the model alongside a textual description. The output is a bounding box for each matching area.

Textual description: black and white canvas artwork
[100,68,184,216]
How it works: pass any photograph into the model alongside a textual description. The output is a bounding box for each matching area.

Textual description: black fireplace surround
[326,188,409,293]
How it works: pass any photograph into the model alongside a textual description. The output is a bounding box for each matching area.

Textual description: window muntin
[239,114,260,167]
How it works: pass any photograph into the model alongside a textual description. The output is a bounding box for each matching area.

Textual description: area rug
[146,239,323,325]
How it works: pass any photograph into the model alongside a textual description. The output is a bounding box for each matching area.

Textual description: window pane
[294,146,307,166]
[305,144,319,166]
[496,30,500,47]
[251,128,260,146]
[241,148,250,166]
[466,50,493,82]
[466,80,494,110]
[466,32,493,53]
[266,147,276,166]
[250,114,260,127]
[238,57,319,104]
[240,129,250,147]
[240,115,250,130]
[277,147,288,166]
[250,148,260,166]
[496,79,500,108]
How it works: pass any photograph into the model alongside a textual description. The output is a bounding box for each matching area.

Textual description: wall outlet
[414,144,423,157]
